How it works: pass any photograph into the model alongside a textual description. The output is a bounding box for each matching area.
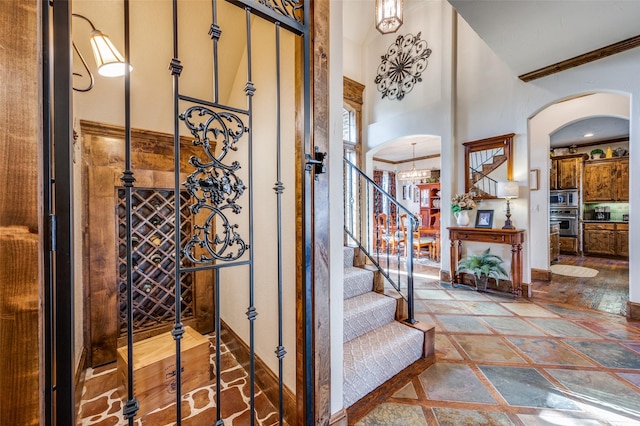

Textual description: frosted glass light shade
[497,181,519,199]
[89,30,132,77]
[375,0,403,34]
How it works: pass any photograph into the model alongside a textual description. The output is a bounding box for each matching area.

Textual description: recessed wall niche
[81,120,213,366]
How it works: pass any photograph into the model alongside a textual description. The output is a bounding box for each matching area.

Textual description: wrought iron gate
[48,0,313,424]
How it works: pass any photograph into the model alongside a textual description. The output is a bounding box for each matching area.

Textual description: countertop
[582,220,629,223]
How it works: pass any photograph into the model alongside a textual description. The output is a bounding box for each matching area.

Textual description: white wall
[358,0,456,263]
[455,14,639,302]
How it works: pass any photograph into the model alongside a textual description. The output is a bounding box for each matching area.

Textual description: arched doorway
[528,92,631,315]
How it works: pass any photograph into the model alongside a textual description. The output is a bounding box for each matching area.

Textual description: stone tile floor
[76,334,282,426]
[352,275,640,425]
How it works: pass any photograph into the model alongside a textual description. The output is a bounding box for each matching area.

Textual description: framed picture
[414,186,420,202]
[402,185,408,200]
[529,169,540,191]
[475,209,494,228]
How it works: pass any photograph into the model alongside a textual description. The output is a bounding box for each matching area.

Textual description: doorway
[528,92,630,315]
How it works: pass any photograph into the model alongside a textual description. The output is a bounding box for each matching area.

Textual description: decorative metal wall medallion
[179,105,249,264]
[374,32,432,101]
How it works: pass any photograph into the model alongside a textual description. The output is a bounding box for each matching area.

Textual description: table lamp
[497,181,519,230]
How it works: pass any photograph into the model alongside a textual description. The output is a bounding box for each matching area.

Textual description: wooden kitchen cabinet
[559,236,578,255]
[583,222,628,258]
[583,158,628,202]
[550,223,560,263]
[617,159,629,201]
[550,154,586,190]
[549,161,558,190]
[617,223,629,257]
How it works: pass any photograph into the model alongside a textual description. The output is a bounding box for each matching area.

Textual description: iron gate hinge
[49,214,56,252]
[305,146,327,180]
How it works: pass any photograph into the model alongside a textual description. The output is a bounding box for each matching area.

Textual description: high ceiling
[448,0,640,77]
[344,0,634,159]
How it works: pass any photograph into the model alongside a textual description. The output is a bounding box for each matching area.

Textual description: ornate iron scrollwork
[180,105,249,263]
[374,32,432,101]
[257,0,303,22]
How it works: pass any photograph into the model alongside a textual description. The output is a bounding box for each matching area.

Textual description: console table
[448,227,525,297]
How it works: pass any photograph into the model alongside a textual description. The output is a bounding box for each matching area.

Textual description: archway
[528,92,631,313]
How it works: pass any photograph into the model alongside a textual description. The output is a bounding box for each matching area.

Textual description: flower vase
[454,210,470,227]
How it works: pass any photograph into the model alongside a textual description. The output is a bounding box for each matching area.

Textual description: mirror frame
[463,133,514,199]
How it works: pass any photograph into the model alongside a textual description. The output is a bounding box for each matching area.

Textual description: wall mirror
[464,133,514,199]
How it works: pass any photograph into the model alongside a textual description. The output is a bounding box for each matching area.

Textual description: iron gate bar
[121,0,140,422]
[180,259,253,274]
[243,8,257,424]
[211,0,220,103]
[177,94,249,116]
[52,0,76,423]
[42,0,53,424]
[226,0,304,34]
[170,0,186,422]
[215,269,222,425]
[274,21,286,426]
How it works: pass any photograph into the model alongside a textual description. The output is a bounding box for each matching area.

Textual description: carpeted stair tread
[344,246,355,268]
[344,267,375,299]
[343,321,424,408]
[344,292,396,343]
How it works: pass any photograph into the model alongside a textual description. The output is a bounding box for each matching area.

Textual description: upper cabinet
[583,157,629,202]
[549,154,587,190]
[464,134,513,199]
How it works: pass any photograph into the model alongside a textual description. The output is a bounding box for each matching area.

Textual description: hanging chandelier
[375,0,403,34]
[397,143,431,183]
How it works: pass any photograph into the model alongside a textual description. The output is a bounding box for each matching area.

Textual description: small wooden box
[116,326,211,417]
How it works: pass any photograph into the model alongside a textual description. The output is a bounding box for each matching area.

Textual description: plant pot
[475,275,488,292]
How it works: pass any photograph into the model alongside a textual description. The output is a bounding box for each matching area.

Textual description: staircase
[342,246,434,408]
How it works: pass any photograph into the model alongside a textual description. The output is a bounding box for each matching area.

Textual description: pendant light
[375,0,403,34]
[398,143,431,183]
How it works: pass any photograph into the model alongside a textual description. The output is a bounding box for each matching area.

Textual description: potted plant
[590,148,604,159]
[456,248,508,292]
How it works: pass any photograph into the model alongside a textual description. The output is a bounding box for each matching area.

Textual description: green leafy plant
[456,248,508,291]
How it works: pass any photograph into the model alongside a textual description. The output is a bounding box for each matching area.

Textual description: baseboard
[74,346,88,417]
[627,301,640,321]
[531,268,551,281]
[220,321,296,425]
[330,408,348,426]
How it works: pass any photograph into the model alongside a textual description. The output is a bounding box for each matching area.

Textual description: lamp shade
[497,181,519,199]
[375,0,403,34]
[89,30,132,77]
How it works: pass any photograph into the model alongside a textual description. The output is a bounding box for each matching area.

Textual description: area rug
[550,264,598,278]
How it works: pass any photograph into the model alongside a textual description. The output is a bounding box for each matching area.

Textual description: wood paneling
[0,0,41,423]
[81,121,214,366]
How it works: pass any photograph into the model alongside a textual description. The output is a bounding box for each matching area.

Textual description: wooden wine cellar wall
[81,120,214,366]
